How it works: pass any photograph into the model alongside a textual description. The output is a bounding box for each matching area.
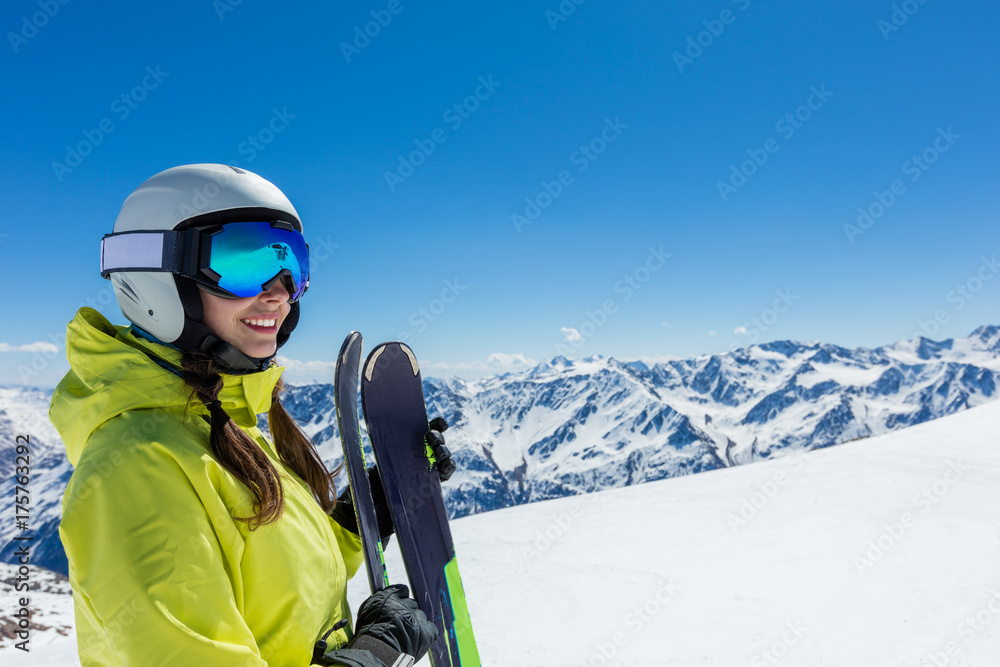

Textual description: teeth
[241,318,276,327]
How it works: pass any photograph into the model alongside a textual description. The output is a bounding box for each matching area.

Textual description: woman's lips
[240,319,279,334]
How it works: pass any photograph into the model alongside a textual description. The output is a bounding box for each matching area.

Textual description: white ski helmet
[100,164,308,372]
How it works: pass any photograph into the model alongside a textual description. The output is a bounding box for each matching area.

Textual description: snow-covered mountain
[0,562,73,651]
[5,374,1000,665]
[402,325,1000,517]
[3,325,1000,576]
[0,386,72,574]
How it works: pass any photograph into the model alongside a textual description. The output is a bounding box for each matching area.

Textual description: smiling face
[198,280,291,358]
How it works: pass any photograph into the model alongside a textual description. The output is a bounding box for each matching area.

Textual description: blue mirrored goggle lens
[207,222,309,300]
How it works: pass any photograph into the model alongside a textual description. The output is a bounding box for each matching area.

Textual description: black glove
[313,648,383,667]
[317,584,438,667]
[331,466,395,542]
[334,417,455,538]
[426,417,456,482]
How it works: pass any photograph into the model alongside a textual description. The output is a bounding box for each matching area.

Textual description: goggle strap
[100,231,185,277]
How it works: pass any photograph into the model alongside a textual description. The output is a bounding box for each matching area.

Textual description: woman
[50,164,437,666]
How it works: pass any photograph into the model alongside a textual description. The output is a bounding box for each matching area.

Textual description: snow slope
[4,391,1000,665]
[422,328,1000,518]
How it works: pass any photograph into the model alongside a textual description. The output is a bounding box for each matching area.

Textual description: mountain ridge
[3,325,1000,574]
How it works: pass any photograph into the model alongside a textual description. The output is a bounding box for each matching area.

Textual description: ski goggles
[100,220,310,301]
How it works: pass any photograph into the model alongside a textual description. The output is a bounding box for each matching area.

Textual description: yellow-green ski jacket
[50,307,363,666]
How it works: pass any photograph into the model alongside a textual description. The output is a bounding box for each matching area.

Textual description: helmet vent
[228,166,246,174]
[118,278,141,305]
[175,206,300,232]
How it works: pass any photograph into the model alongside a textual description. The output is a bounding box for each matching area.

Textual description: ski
[361,341,480,667]
[334,331,388,593]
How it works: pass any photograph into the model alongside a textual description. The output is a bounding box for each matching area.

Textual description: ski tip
[340,331,363,364]
[363,342,420,382]
[364,345,386,383]
[400,344,419,376]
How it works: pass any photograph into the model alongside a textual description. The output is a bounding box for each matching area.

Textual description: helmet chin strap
[196,322,275,374]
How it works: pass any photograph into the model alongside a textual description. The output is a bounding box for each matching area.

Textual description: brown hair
[180,351,338,530]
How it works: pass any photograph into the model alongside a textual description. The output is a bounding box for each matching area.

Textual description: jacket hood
[50,307,285,467]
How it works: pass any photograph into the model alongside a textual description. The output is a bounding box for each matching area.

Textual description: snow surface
[0,564,73,652]
[4,397,999,665]
[793,362,885,389]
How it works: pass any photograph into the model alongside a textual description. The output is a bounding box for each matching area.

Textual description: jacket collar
[50,307,285,467]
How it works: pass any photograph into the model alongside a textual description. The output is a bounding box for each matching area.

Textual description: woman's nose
[261,275,291,300]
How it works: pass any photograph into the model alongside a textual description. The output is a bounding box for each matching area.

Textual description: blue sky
[1,1,998,387]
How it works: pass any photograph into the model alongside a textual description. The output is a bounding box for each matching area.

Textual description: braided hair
[180,350,339,529]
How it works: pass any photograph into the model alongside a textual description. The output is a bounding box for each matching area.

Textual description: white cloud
[409,352,541,381]
[278,351,539,384]
[274,356,337,385]
[734,325,748,335]
[0,342,59,354]
[561,327,582,343]
[486,352,537,368]
[708,330,717,336]
[661,322,672,327]
[420,360,485,372]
